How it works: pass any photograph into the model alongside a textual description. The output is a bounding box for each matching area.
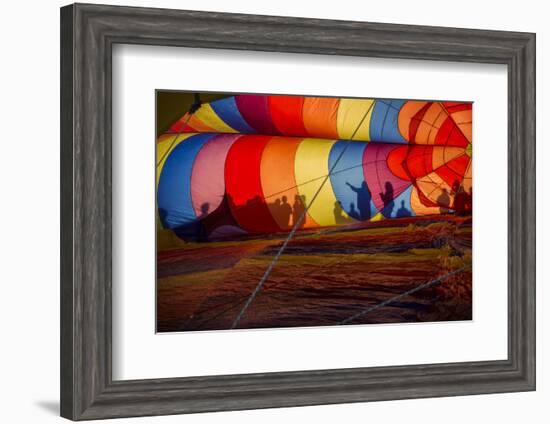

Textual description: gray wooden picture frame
[60,3,536,421]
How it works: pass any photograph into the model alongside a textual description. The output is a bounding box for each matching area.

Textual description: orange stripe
[260,137,319,230]
[302,97,340,139]
[187,114,216,133]
[398,101,427,142]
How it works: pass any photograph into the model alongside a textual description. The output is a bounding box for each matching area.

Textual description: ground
[157,215,472,332]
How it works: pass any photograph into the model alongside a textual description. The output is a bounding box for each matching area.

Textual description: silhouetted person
[292,194,306,228]
[396,200,412,218]
[451,181,460,193]
[346,181,372,220]
[279,195,292,229]
[348,202,360,220]
[270,198,281,217]
[437,188,451,214]
[450,181,460,210]
[333,201,350,224]
[201,193,241,239]
[453,185,469,216]
[269,198,283,229]
[465,187,473,215]
[379,181,395,217]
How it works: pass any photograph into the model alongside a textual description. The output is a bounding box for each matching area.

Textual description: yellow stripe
[156,133,197,186]
[370,212,384,222]
[193,104,238,133]
[336,98,375,141]
[294,138,350,226]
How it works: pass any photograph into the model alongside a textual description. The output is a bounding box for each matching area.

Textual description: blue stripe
[328,141,377,221]
[157,134,216,230]
[370,99,407,144]
[210,97,255,134]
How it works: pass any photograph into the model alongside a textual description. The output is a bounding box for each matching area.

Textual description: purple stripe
[235,95,280,135]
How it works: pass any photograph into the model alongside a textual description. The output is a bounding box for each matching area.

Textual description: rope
[230,101,376,329]
[337,266,467,325]
[187,254,350,330]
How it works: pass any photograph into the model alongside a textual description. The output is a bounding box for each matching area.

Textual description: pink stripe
[190,134,241,218]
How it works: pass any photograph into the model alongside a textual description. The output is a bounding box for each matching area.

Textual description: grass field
[157,215,472,332]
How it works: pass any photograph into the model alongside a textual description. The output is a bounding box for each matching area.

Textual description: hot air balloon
[157,95,472,241]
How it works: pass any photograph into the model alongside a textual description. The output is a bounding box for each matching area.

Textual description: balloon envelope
[158,95,472,240]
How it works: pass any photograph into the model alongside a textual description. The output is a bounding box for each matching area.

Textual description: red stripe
[435,116,469,147]
[404,145,434,178]
[268,96,308,136]
[169,116,195,133]
[224,135,280,233]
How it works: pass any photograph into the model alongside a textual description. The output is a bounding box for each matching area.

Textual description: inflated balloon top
[157,94,472,241]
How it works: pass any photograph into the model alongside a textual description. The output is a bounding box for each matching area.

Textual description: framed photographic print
[60,3,535,420]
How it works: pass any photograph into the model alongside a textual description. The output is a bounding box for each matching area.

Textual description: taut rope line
[338,266,468,325]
